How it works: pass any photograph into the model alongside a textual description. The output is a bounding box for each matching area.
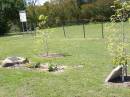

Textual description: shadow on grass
[0,32,35,37]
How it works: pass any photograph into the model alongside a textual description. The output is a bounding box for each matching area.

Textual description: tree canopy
[26,0,115,27]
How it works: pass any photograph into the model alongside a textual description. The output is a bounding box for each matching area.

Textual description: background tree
[80,0,114,21]
[0,0,26,35]
[26,0,39,29]
[26,0,115,27]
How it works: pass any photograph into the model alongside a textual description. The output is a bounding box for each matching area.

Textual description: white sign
[19,10,27,22]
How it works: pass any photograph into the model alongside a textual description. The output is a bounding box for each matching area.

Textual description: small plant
[48,63,58,72]
[25,62,40,68]
[34,62,41,68]
[48,64,54,72]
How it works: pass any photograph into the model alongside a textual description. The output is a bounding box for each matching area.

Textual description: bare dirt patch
[39,53,71,58]
[105,76,130,87]
[39,53,65,58]
[36,64,67,73]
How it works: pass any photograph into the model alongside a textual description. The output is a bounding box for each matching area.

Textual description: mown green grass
[0,22,130,97]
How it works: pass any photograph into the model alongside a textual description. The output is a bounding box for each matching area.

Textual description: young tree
[106,0,130,81]
[35,15,49,56]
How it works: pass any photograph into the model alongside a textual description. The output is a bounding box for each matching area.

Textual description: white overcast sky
[36,0,49,5]
[26,0,49,5]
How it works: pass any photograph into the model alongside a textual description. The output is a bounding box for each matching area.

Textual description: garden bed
[106,76,130,87]
[0,56,84,73]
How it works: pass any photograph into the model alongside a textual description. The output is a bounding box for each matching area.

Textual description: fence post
[101,21,104,38]
[62,22,66,38]
[22,22,25,32]
[83,22,86,38]
[26,22,28,32]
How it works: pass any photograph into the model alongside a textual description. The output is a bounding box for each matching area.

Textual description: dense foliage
[0,0,25,35]
[0,12,9,35]
[27,0,114,27]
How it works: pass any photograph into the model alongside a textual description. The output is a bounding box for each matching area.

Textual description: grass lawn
[0,22,130,97]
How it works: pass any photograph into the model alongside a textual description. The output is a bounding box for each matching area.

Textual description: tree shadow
[0,32,35,37]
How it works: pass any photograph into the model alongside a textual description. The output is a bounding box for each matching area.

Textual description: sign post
[19,10,27,32]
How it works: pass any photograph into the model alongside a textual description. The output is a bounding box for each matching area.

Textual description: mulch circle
[105,76,130,87]
[39,53,65,58]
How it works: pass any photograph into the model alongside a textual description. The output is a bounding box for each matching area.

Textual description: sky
[26,0,49,5]
[36,0,49,5]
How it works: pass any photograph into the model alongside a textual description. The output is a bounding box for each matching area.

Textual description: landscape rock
[40,63,49,71]
[105,65,122,82]
[1,57,29,67]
